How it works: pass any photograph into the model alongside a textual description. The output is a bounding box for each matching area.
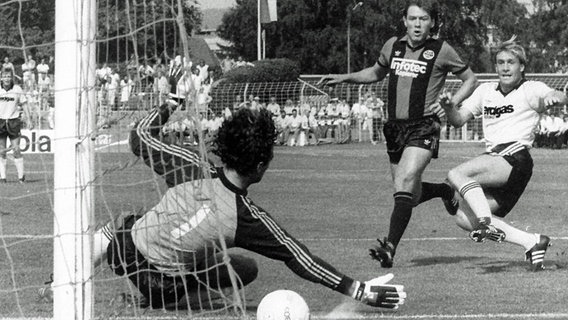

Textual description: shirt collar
[496,78,526,96]
[217,168,247,196]
[399,35,434,51]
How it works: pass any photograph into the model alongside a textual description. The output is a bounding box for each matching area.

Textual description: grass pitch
[1,141,567,319]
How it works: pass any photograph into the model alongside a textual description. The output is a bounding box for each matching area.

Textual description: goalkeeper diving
[47,102,406,310]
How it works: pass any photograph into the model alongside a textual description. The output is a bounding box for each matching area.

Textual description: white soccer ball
[256,289,310,320]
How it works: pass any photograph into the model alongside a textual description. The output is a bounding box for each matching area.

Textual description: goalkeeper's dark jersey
[128,106,353,293]
[378,36,469,120]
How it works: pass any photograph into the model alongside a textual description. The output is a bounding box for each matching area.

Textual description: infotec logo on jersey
[391,58,427,78]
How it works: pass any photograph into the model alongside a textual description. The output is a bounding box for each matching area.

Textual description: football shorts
[383,116,440,164]
[483,142,533,217]
[0,118,22,139]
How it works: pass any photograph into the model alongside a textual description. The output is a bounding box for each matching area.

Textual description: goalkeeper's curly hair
[213,108,277,176]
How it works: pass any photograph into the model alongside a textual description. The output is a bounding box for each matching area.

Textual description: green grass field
[1,141,567,319]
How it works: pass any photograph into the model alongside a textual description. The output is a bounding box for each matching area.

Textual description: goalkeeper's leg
[172,253,258,310]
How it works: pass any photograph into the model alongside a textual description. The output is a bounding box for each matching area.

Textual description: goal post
[53,0,96,319]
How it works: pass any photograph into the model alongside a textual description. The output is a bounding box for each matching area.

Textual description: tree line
[1,0,567,74]
[218,0,568,74]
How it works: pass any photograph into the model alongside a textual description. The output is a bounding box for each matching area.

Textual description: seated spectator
[196,59,209,83]
[283,99,295,116]
[287,109,304,146]
[234,56,253,68]
[298,98,311,116]
[306,109,320,145]
[274,109,290,145]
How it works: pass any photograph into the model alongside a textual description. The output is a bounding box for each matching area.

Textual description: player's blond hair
[494,35,527,66]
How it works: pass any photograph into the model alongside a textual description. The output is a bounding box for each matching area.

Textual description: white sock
[93,221,115,268]
[491,217,539,250]
[458,181,492,224]
[14,157,24,179]
[0,158,6,179]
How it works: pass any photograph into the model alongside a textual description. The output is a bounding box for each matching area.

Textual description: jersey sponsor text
[391,58,428,78]
[484,105,514,118]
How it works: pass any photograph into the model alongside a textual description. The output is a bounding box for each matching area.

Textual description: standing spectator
[154,70,169,106]
[196,59,209,83]
[250,96,263,111]
[351,97,366,142]
[37,72,53,128]
[0,69,29,183]
[233,95,244,110]
[220,55,234,73]
[549,110,565,149]
[306,109,320,145]
[370,97,386,143]
[21,55,36,90]
[234,56,252,68]
[120,75,133,110]
[48,55,55,76]
[319,0,477,268]
[288,109,304,146]
[107,70,120,110]
[2,57,15,75]
[266,96,280,117]
[438,37,567,271]
[36,58,49,78]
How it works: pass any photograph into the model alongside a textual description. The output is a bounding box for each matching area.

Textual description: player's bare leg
[11,136,24,183]
[0,136,8,183]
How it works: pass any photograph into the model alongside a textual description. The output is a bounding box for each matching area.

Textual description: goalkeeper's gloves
[353,273,406,309]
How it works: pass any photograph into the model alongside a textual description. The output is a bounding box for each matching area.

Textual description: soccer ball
[256,290,310,320]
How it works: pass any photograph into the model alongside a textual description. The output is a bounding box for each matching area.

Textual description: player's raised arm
[318,63,388,86]
[130,102,212,187]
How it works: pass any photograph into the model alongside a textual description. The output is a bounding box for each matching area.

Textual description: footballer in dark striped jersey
[319,0,478,268]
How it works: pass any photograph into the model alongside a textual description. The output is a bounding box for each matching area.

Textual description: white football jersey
[0,84,26,119]
[461,80,554,149]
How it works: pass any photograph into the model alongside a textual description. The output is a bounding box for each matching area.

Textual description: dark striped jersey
[378,36,469,120]
[128,105,354,294]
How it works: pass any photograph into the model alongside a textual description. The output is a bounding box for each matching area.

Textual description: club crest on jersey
[394,50,401,56]
[390,57,427,78]
[422,50,435,60]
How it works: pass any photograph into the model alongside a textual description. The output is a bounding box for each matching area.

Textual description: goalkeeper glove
[353,273,406,309]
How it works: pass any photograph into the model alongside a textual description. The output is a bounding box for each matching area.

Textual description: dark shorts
[107,215,254,309]
[383,116,440,164]
[108,215,202,308]
[484,142,533,217]
[0,118,22,139]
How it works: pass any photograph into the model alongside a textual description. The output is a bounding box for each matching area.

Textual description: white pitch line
[4,313,568,320]
[297,236,568,242]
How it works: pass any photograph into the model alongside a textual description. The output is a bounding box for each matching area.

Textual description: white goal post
[53,0,96,319]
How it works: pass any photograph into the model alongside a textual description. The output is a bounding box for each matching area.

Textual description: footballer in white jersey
[438,37,567,271]
[460,80,553,151]
[0,69,29,183]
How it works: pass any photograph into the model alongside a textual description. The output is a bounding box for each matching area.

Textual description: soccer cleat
[369,238,395,268]
[469,223,506,243]
[18,175,25,184]
[525,234,551,272]
[442,191,459,216]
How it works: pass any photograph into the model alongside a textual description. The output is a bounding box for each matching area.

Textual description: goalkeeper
[92,103,406,310]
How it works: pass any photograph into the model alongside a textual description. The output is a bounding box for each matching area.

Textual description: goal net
[0,0,246,319]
